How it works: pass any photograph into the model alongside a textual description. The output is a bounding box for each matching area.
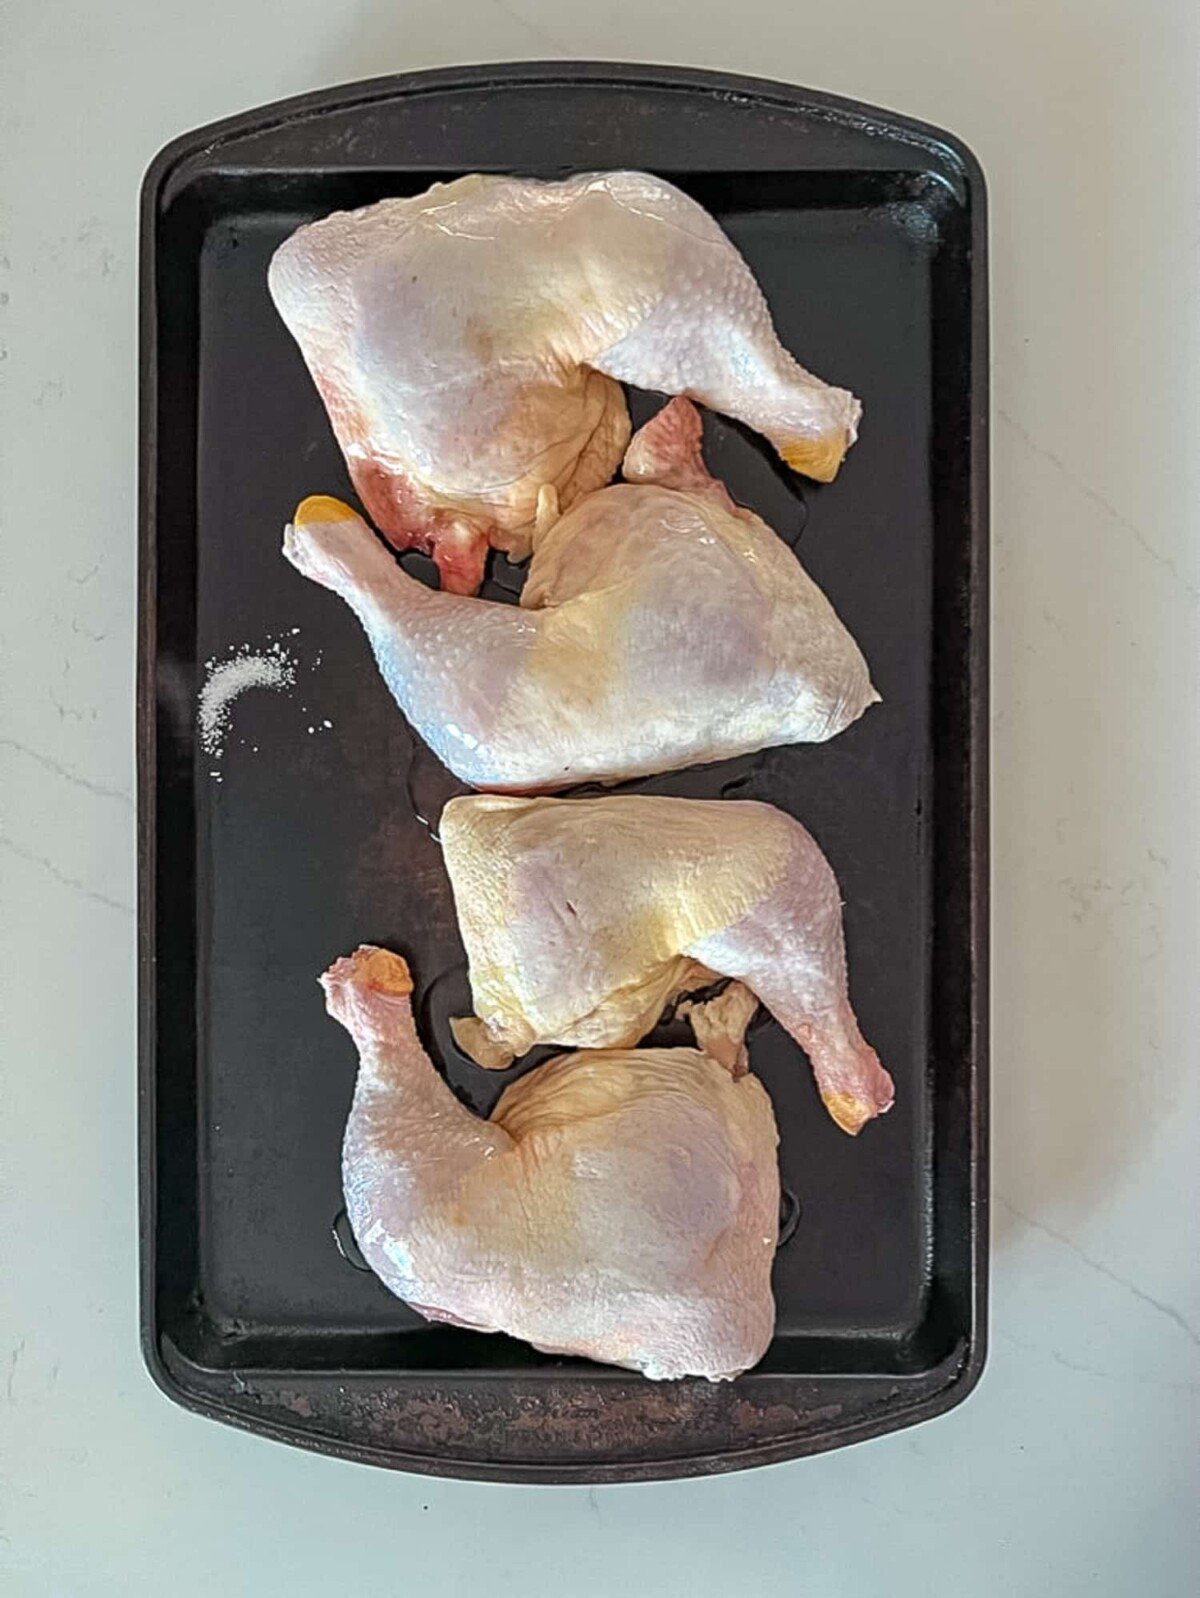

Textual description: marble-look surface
[2,3,1197,1593]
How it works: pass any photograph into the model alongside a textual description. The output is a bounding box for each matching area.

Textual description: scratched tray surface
[140,64,987,1480]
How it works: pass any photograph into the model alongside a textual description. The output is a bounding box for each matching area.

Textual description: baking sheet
[139,62,988,1480]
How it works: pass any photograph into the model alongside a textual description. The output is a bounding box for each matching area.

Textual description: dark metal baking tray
[138,61,988,1481]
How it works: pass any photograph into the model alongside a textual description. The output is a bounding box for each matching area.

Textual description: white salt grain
[198,644,296,757]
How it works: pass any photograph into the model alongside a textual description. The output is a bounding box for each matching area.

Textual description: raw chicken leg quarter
[269,170,862,593]
[443,793,894,1136]
[282,399,877,792]
[326,945,779,1381]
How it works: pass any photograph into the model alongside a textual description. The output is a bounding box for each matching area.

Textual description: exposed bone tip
[293,493,359,528]
[821,1090,876,1136]
[321,945,413,998]
[778,430,852,483]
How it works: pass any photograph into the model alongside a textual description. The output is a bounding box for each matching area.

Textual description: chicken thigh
[282,400,876,791]
[442,794,893,1136]
[269,171,861,592]
[325,945,779,1381]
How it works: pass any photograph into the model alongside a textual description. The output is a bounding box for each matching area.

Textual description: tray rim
[138,58,989,1482]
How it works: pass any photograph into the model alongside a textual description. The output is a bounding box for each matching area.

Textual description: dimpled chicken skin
[282,400,876,792]
[442,793,894,1137]
[269,171,862,593]
[325,946,779,1381]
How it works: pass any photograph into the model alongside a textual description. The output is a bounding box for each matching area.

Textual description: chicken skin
[270,171,862,592]
[442,794,894,1136]
[282,400,876,791]
[326,945,779,1381]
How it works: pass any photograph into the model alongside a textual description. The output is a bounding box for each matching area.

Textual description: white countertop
[3,3,1197,1592]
